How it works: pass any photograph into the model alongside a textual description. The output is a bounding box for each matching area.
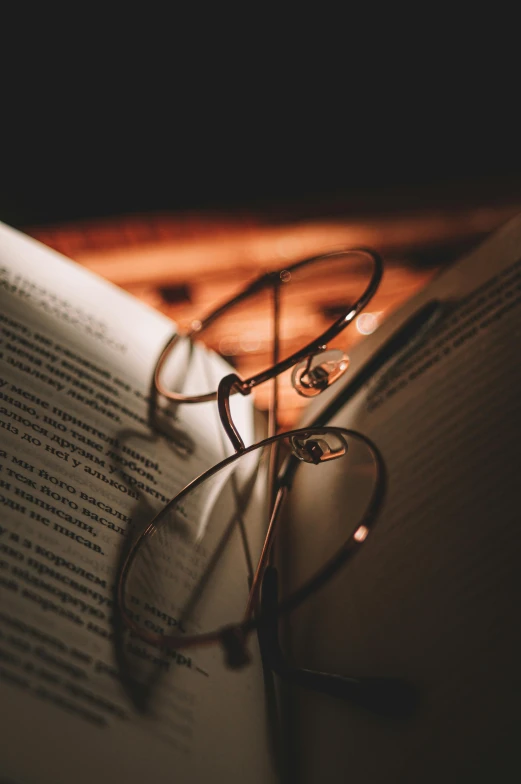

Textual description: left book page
[0,223,277,784]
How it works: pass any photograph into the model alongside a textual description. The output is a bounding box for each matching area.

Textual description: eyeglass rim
[154,247,383,404]
[116,424,386,652]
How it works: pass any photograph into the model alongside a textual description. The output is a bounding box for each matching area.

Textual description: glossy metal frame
[117,414,385,654]
[120,247,383,645]
[116,246,416,715]
[154,247,383,404]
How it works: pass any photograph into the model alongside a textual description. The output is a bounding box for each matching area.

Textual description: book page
[0,224,277,784]
[282,214,521,783]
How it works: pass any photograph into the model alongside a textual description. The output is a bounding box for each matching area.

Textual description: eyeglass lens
[120,429,379,646]
[158,250,374,407]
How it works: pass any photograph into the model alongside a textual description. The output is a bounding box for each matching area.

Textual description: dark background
[3,108,521,227]
[3,22,520,227]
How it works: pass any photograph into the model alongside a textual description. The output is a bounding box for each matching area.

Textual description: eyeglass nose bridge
[217,373,252,453]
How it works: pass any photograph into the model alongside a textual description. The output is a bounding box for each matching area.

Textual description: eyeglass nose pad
[292,349,350,398]
[290,433,347,464]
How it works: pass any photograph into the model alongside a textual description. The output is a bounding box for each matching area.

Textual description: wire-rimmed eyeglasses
[117,248,416,717]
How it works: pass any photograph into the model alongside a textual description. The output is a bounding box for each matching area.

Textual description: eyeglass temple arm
[259,566,419,719]
[217,270,283,454]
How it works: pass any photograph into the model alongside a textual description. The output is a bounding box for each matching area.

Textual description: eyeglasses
[116,248,416,717]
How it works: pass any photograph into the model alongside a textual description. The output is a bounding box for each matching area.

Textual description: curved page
[0,224,277,784]
[284,214,521,783]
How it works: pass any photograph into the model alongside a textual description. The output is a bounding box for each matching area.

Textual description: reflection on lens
[120,428,380,645]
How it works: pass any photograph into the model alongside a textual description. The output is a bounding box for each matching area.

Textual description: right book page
[283,213,521,783]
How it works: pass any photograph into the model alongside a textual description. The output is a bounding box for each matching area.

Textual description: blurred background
[3,118,521,428]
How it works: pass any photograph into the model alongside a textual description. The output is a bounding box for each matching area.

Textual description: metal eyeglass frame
[117,247,417,717]
[153,247,382,405]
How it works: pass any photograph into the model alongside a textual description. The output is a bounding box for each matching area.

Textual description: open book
[0,224,278,783]
[283,213,521,782]
[3,214,521,783]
